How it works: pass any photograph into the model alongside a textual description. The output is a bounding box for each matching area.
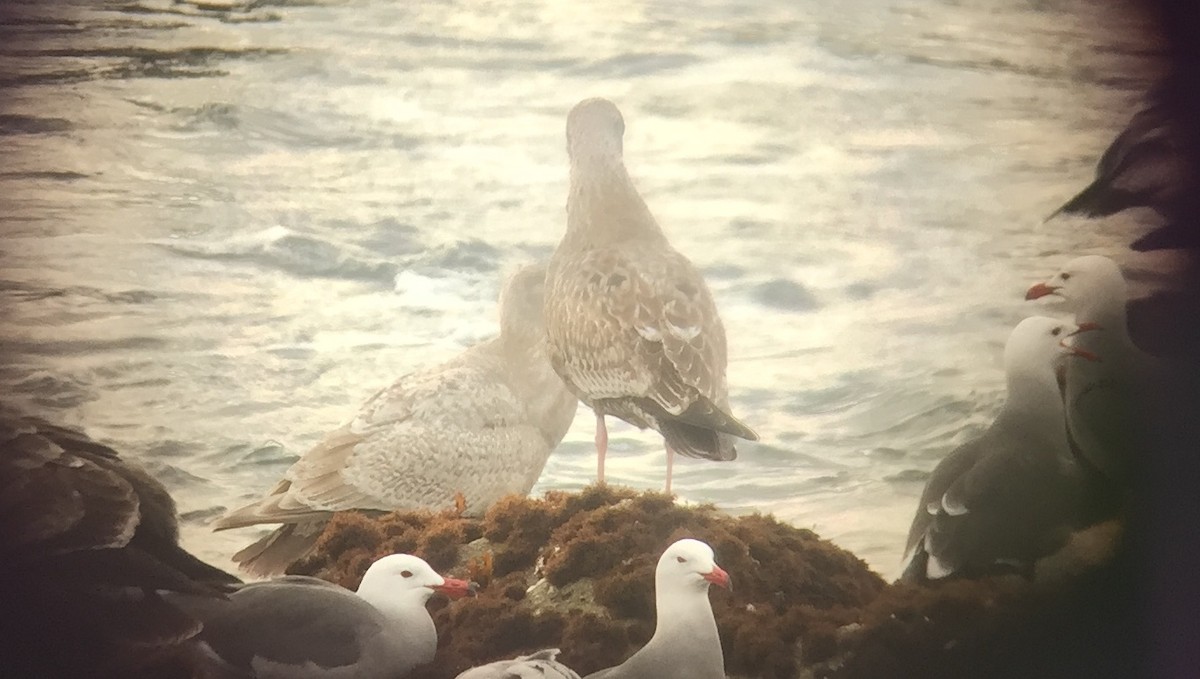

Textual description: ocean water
[0,0,1178,580]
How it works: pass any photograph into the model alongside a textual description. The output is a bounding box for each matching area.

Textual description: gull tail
[1044,181,1135,223]
[672,395,759,442]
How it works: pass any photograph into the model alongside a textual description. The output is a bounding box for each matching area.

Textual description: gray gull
[215,264,579,575]
[1026,255,1155,495]
[583,538,729,679]
[455,648,581,679]
[0,409,242,678]
[544,97,758,493]
[168,553,472,679]
[900,316,1097,582]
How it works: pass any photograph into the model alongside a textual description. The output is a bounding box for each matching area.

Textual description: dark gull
[583,538,729,679]
[216,264,578,575]
[1044,81,1199,251]
[544,97,758,493]
[1046,89,1181,222]
[169,553,471,678]
[0,410,241,677]
[900,317,1096,582]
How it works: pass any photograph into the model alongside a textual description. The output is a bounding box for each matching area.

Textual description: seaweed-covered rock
[289,486,885,678]
[804,521,1138,679]
[289,509,481,588]
[288,487,1138,678]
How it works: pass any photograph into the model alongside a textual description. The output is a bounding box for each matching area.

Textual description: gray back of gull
[169,576,424,679]
[903,393,1085,580]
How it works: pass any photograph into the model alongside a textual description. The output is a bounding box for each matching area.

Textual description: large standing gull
[583,538,730,679]
[544,97,758,492]
[900,317,1096,582]
[1026,255,1155,503]
[215,264,579,576]
[168,553,472,678]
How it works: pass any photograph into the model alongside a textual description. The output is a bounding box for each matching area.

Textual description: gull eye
[1061,273,1071,281]
[1051,327,1062,337]
[401,570,413,578]
[675,556,686,564]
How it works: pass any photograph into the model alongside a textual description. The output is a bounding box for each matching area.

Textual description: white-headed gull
[583,538,730,679]
[901,317,1097,581]
[169,553,472,678]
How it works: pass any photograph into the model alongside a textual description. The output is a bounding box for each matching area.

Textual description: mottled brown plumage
[545,98,757,491]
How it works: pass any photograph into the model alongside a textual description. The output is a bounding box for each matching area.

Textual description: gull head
[1025,255,1127,323]
[356,553,473,606]
[1004,316,1100,385]
[498,262,549,336]
[566,97,626,164]
[657,538,731,594]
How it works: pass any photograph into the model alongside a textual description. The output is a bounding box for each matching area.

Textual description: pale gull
[215,264,578,575]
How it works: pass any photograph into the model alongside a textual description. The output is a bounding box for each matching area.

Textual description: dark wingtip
[231,523,323,577]
[1131,223,1200,251]
[678,395,760,442]
[1047,191,1089,221]
[1042,203,1068,224]
[1046,181,1133,222]
[659,421,736,462]
[898,546,929,585]
[152,542,244,588]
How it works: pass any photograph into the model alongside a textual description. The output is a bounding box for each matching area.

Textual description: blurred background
[0,0,1180,584]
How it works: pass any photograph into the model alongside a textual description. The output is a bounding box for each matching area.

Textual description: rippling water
[0,0,1175,578]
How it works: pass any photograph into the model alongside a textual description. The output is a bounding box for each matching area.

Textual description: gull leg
[665,443,674,495]
[594,412,608,485]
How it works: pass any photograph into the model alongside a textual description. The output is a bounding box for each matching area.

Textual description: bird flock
[1,91,1176,679]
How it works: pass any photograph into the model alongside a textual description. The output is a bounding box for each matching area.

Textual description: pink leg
[594,412,608,485]
[664,443,674,495]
